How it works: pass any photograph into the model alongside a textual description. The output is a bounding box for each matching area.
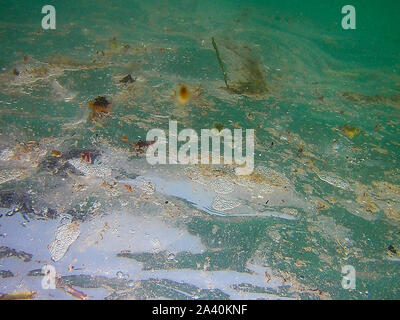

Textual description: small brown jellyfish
[124,184,133,193]
[341,124,360,139]
[50,150,62,158]
[80,151,92,163]
[175,84,203,106]
[177,84,191,105]
[132,140,156,153]
[88,96,112,121]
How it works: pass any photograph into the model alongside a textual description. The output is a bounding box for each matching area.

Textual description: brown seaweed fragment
[0,291,37,300]
[211,37,229,89]
[0,270,13,278]
[0,246,32,262]
[218,40,269,96]
[80,151,92,164]
[88,96,112,121]
[132,140,156,154]
[119,74,135,84]
[56,277,87,300]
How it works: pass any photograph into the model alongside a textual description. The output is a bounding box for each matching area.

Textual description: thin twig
[211,37,229,89]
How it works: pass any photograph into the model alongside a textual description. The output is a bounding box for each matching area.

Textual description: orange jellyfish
[177,84,191,105]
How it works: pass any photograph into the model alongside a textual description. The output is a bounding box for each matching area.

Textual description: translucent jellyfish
[184,167,200,181]
[183,166,210,186]
[316,172,351,191]
[67,158,112,178]
[212,195,241,212]
[255,166,291,188]
[209,177,235,195]
[136,178,156,195]
[48,221,81,262]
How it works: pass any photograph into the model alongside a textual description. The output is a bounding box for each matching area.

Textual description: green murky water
[0,0,399,299]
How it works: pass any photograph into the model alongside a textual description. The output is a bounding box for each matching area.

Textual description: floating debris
[56,277,87,300]
[183,166,201,180]
[88,96,112,121]
[119,74,135,84]
[213,39,269,96]
[388,245,398,256]
[213,122,224,132]
[132,140,156,153]
[0,169,24,184]
[89,96,111,108]
[355,188,379,214]
[60,274,229,300]
[177,84,191,105]
[211,37,229,89]
[0,142,47,167]
[342,91,400,106]
[0,190,57,220]
[137,178,156,195]
[67,157,112,178]
[384,206,400,221]
[124,184,133,193]
[7,59,62,86]
[48,221,81,262]
[50,150,63,158]
[316,172,351,191]
[311,197,330,211]
[310,215,352,247]
[50,78,76,102]
[255,167,291,189]
[341,124,360,139]
[281,207,299,216]
[27,269,45,277]
[81,151,92,164]
[0,246,32,262]
[0,291,37,300]
[209,178,235,195]
[0,270,13,278]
